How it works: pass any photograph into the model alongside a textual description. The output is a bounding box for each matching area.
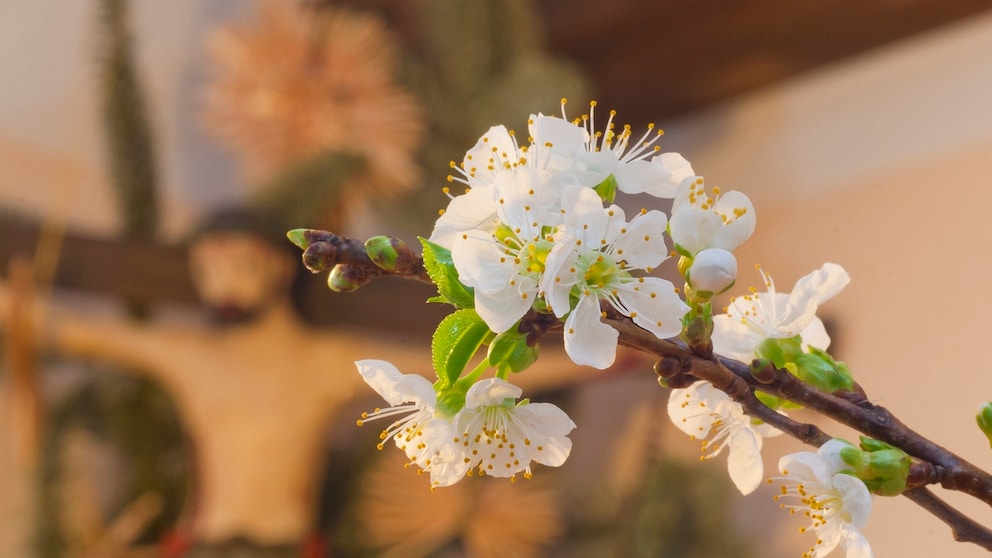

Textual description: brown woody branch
[602,311,992,551]
[295,231,992,551]
[296,230,433,284]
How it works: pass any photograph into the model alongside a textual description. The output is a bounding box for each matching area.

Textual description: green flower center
[578,252,628,292]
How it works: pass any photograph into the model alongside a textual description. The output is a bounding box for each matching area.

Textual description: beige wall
[663,11,992,558]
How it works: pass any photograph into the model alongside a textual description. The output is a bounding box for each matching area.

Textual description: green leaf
[419,237,475,308]
[431,308,492,387]
[488,330,539,375]
[593,174,618,203]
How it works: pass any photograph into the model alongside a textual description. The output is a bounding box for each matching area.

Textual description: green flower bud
[302,241,338,272]
[793,348,854,393]
[755,336,803,369]
[488,330,539,375]
[286,228,335,250]
[327,264,372,292]
[364,235,417,273]
[681,301,714,356]
[853,436,912,496]
[976,402,992,448]
[286,228,309,249]
[755,390,803,411]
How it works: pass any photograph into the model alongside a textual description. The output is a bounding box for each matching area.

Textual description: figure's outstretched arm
[0,275,194,381]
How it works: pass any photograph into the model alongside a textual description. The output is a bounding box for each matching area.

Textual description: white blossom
[528,101,694,197]
[543,185,689,368]
[355,360,469,487]
[774,440,874,558]
[453,378,576,481]
[712,263,850,362]
[668,380,781,494]
[448,168,575,333]
[668,176,755,257]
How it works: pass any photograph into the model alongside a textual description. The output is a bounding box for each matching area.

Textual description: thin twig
[903,488,992,550]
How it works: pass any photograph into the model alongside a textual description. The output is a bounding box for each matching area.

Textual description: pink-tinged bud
[685,248,737,294]
[302,242,339,272]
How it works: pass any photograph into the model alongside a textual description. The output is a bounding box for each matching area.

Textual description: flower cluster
[356,360,575,487]
[336,100,887,558]
[433,100,700,368]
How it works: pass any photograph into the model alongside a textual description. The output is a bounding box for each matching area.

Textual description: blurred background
[2,0,992,556]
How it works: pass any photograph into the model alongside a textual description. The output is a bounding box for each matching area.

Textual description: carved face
[188,232,295,321]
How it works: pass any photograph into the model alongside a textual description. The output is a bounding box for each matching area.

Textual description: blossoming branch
[287,99,992,557]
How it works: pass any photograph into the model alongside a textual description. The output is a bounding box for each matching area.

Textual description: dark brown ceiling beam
[533,0,992,124]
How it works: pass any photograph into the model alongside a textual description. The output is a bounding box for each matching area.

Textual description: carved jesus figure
[0,213,592,557]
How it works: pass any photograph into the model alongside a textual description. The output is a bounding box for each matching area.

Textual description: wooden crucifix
[0,215,596,556]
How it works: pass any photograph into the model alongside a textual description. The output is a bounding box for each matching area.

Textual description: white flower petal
[356,360,434,407]
[461,125,520,182]
[430,186,499,247]
[779,451,832,486]
[832,473,873,529]
[616,277,688,339]
[541,238,580,318]
[818,439,855,477]
[799,316,831,352]
[840,525,875,558]
[465,377,523,407]
[529,115,588,157]
[560,183,610,243]
[612,152,693,197]
[517,401,578,436]
[726,428,764,494]
[709,190,756,251]
[610,209,669,270]
[778,263,850,333]
[652,152,695,192]
[530,434,573,467]
[451,231,513,292]
[563,293,618,369]
[474,282,534,334]
[711,313,765,362]
[814,521,844,558]
[668,383,716,437]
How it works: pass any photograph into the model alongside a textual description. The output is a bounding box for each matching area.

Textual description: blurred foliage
[254,152,365,230]
[561,459,757,558]
[374,0,590,233]
[100,0,159,241]
[36,368,188,557]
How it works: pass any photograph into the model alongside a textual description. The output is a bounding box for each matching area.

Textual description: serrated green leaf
[419,237,475,308]
[431,308,491,387]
